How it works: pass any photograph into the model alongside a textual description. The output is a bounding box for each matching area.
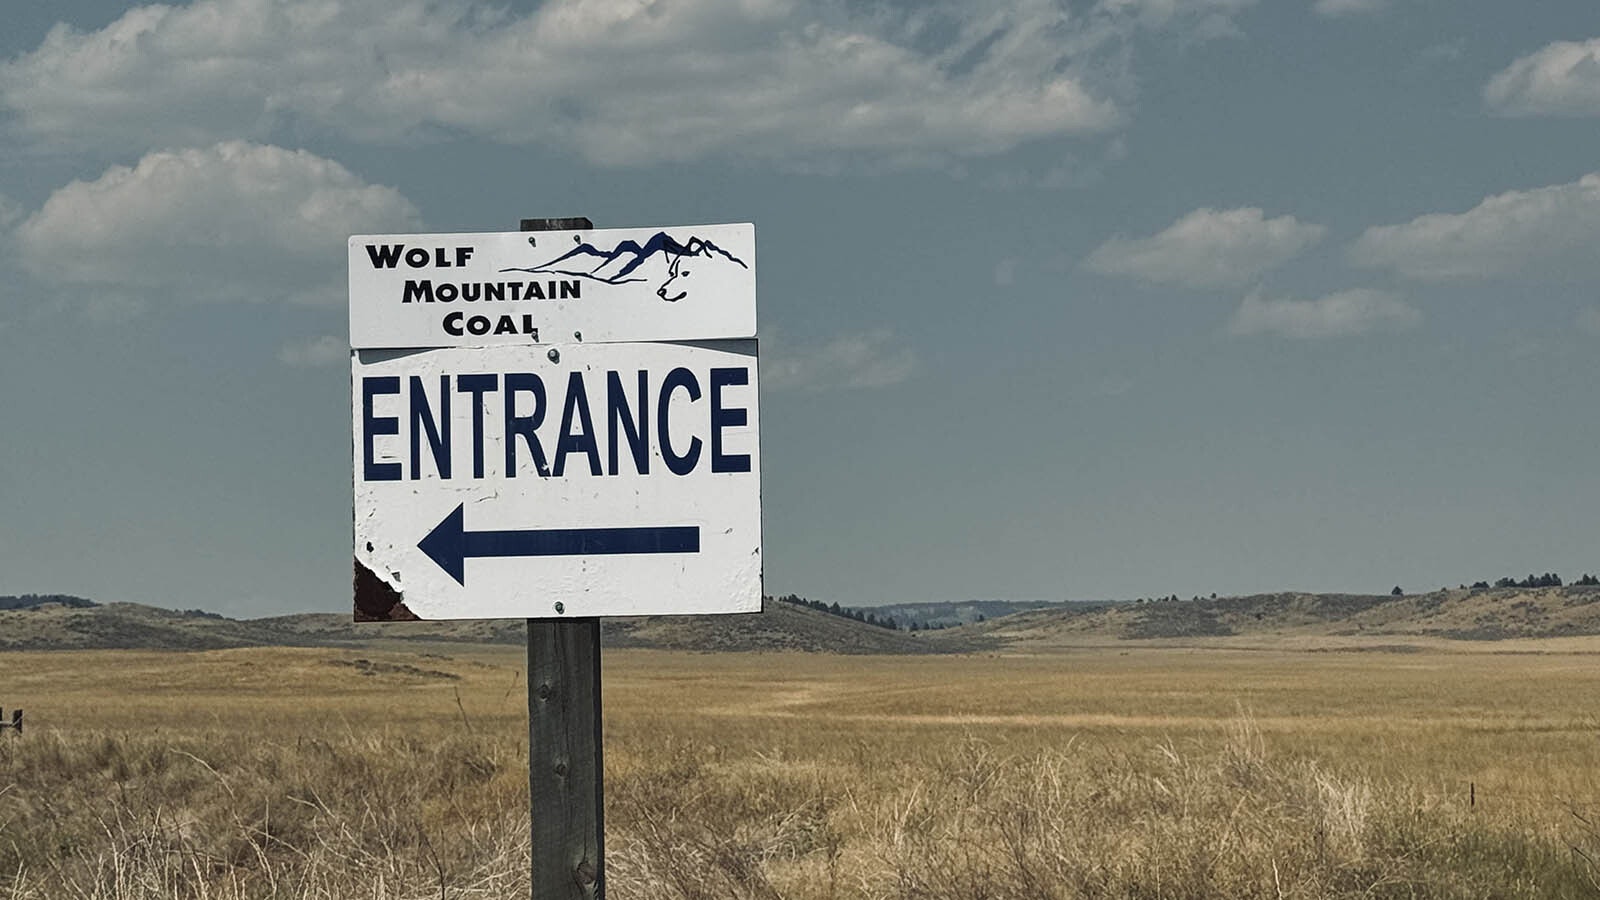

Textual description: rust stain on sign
[353,559,420,621]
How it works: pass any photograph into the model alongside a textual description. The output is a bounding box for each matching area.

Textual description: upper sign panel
[349,223,755,349]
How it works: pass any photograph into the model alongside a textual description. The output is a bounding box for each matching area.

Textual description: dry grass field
[0,640,1596,898]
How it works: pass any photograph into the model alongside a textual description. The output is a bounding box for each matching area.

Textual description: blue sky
[2,0,1598,616]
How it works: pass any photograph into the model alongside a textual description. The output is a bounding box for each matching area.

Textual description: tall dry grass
[0,645,1593,898]
[0,728,526,898]
[609,722,1600,899]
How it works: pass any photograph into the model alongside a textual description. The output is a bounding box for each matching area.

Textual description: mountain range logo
[501,231,748,302]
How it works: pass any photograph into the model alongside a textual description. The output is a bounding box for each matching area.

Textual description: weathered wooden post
[527,618,603,897]
[522,216,604,900]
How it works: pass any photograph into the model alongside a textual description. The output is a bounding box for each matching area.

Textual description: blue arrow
[418,503,701,586]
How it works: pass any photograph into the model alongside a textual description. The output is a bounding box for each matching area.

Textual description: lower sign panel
[352,340,761,620]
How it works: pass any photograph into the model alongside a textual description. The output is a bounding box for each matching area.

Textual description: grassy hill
[0,602,310,651]
[0,599,957,654]
[5,586,1600,654]
[945,585,1600,648]
[603,601,953,653]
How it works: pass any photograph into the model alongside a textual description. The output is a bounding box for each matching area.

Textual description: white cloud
[994,258,1019,287]
[0,0,1257,168]
[1348,172,1600,280]
[279,334,348,367]
[1228,288,1419,339]
[15,142,420,308]
[1313,0,1388,17]
[1084,207,1325,288]
[765,330,918,391]
[1485,37,1600,117]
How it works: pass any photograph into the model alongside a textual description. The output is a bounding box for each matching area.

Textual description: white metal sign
[352,340,761,620]
[349,223,755,349]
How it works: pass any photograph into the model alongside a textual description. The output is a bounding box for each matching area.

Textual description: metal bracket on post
[522,215,604,900]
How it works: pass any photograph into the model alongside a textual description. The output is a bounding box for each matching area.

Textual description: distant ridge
[5,587,1599,654]
[0,600,965,654]
[864,599,1070,630]
[949,586,1600,647]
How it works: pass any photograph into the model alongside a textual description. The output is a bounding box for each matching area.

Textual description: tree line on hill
[0,594,97,610]
[768,594,950,631]
[1468,573,1598,589]
[774,569,1600,634]
[1135,594,1217,604]
[1130,572,1598,606]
